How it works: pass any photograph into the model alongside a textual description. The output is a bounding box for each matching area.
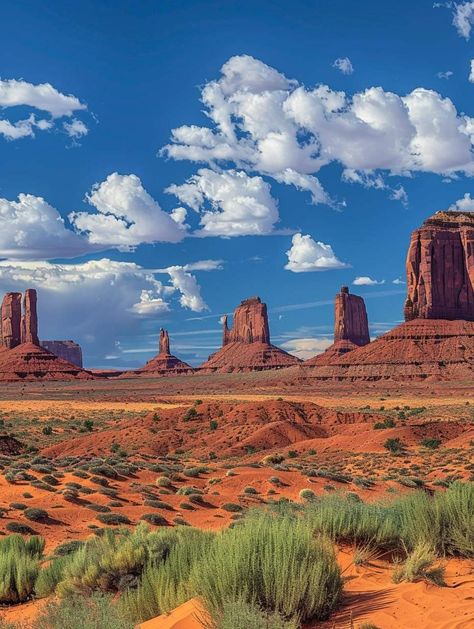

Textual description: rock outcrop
[305,319,474,381]
[0,343,94,381]
[1,293,22,350]
[132,328,194,376]
[306,211,474,380]
[40,340,83,368]
[404,211,474,321]
[0,288,93,380]
[21,289,39,346]
[306,287,369,366]
[200,296,301,372]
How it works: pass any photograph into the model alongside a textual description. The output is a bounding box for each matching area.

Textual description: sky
[1,0,474,368]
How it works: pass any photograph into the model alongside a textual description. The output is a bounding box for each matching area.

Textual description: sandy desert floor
[0,373,472,628]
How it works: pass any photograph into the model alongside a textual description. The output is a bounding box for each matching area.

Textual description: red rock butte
[134,328,194,376]
[200,296,301,372]
[306,287,370,366]
[40,340,83,368]
[0,288,92,381]
[404,211,474,321]
[306,211,474,381]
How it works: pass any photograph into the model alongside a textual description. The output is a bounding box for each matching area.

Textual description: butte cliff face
[0,288,92,380]
[40,341,83,368]
[404,211,474,321]
[0,292,22,350]
[306,211,474,381]
[133,328,193,376]
[306,287,370,366]
[201,296,300,372]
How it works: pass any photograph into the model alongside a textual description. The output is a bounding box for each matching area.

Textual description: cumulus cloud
[280,337,333,360]
[63,118,88,138]
[166,168,280,236]
[163,54,474,218]
[469,59,474,82]
[0,257,220,363]
[448,192,474,211]
[353,276,385,286]
[333,57,354,75]
[285,233,348,273]
[0,78,87,140]
[70,173,186,248]
[0,193,92,260]
[452,1,474,39]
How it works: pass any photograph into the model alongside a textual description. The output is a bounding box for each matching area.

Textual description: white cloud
[0,193,91,260]
[469,59,474,82]
[166,168,280,236]
[0,78,87,141]
[452,1,474,39]
[353,276,385,286]
[389,185,408,206]
[285,233,348,273]
[63,118,89,138]
[448,192,474,211]
[392,278,405,285]
[0,257,220,362]
[333,57,354,75]
[437,70,454,79]
[70,173,186,248]
[280,337,333,360]
[163,55,474,216]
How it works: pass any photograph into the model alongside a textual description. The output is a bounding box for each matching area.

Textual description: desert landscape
[2,3,474,627]
[0,210,471,628]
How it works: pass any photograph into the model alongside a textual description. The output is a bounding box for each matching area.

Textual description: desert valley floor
[0,372,472,628]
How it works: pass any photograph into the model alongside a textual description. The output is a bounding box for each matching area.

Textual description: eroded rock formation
[404,211,474,321]
[306,211,474,380]
[200,296,300,372]
[133,328,193,376]
[334,287,370,346]
[21,289,39,346]
[40,341,83,368]
[306,287,369,366]
[1,293,22,350]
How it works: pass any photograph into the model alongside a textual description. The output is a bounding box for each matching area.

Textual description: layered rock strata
[200,296,300,372]
[404,211,474,321]
[40,341,83,368]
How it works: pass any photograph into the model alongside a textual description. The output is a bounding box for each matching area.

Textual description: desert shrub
[384,438,405,454]
[188,494,205,505]
[42,474,60,486]
[210,597,299,629]
[221,503,242,513]
[54,540,84,556]
[420,438,441,450]
[243,486,258,495]
[209,420,218,431]
[144,499,173,510]
[86,504,111,513]
[35,555,72,597]
[156,476,172,488]
[35,594,132,629]
[392,543,445,586]
[183,407,198,422]
[6,522,35,535]
[140,514,168,526]
[56,524,183,597]
[96,513,130,526]
[299,489,316,501]
[193,511,342,622]
[0,534,44,603]
[183,466,207,478]
[261,454,285,465]
[119,527,214,621]
[9,502,27,510]
[24,508,48,522]
[176,486,203,496]
[304,483,474,557]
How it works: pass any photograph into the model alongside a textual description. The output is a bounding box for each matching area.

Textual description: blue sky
[1,0,473,368]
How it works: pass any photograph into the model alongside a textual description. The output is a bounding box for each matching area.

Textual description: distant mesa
[200,296,301,372]
[404,211,474,321]
[305,286,370,366]
[0,289,92,381]
[306,211,474,381]
[132,328,194,376]
[40,340,83,368]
